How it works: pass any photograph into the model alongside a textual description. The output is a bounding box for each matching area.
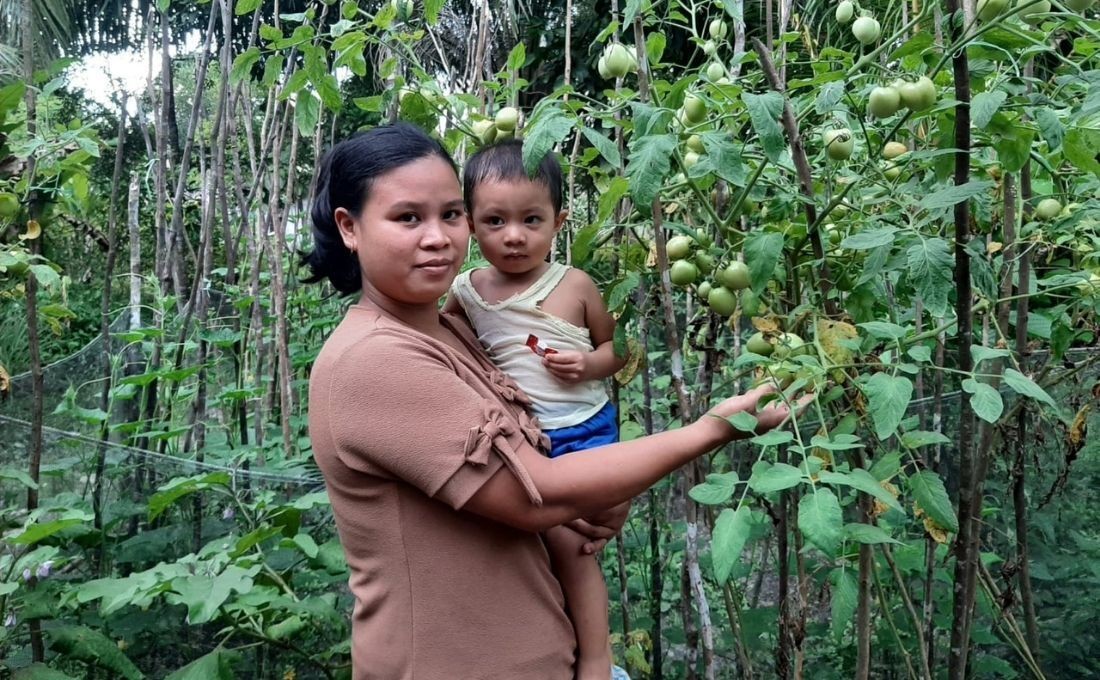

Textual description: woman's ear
[334,207,358,252]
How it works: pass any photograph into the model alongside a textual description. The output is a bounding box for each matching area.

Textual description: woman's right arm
[463,384,807,532]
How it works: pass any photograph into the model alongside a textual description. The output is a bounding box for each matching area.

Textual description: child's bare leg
[546,524,612,680]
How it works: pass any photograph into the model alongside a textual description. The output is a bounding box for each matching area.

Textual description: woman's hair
[303,122,458,294]
[463,139,564,215]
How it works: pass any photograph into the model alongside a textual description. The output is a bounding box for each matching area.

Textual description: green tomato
[683,151,701,169]
[706,61,725,81]
[694,251,715,275]
[868,86,901,118]
[1065,0,1096,9]
[1076,272,1100,297]
[667,235,695,260]
[883,161,902,181]
[823,128,854,161]
[773,332,806,359]
[1035,198,1062,221]
[746,332,774,356]
[719,261,751,290]
[852,15,881,44]
[686,134,705,154]
[836,0,855,24]
[697,280,713,301]
[702,39,717,56]
[707,285,738,317]
[471,119,497,145]
[670,260,699,287]
[709,19,728,39]
[494,107,519,132]
[683,94,707,124]
[977,0,1011,20]
[597,55,611,80]
[825,223,842,246]
[1015,0,1051,23]
[883,141,908,159]
[898,77,937,111]
[0,193,19,219]
[606,43,633,78]
[695,227,713,248]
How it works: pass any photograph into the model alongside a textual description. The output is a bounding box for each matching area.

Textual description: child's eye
[525,215,542,225]
[487,216,505,227]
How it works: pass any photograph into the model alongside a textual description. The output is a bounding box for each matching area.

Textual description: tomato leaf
[712,505,752,584]
[830,568,858,639]
[1064,127,1100,177]
[971,90,1007,129]
[743,230,784,293]
[861,373,913,440]
[742,91,786,164]
[626,133,677,213]
[962,378,1003,423]
[580,127,622,169]
[799,488,842,555]
[906,237,953,318]
[908,470,958,532]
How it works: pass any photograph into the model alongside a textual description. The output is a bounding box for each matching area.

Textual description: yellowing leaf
[751,315,780,333]
[923,516,949,544]
[817,319,858,367]
[1069,404,1090,449]
[0,362,8,400]
[986,241,1003,255]
[21,219,40,240]
[615,337,645,385]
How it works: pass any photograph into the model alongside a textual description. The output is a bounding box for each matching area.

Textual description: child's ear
[554,210,569,232]
[466,214,476,234]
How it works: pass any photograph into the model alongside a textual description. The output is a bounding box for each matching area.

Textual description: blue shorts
[545,401,619,458]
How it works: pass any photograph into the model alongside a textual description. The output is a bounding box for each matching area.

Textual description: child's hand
[542,350,589,384]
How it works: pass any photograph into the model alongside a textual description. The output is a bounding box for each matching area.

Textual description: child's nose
[503,225,525,244]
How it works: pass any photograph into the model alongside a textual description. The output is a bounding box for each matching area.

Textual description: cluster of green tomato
[470,106,520,146]
[834,1,882,44]
[665,232,754,317]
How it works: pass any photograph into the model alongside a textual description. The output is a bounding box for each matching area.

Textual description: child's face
[468,179,566,276]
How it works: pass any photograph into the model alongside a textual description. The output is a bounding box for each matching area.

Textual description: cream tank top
[449,262,609,430]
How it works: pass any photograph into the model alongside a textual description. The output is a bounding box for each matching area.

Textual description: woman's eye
[443,209,464,221]
[397,213,419,223]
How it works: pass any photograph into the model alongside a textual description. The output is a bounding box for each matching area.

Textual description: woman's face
[335,155,468,309]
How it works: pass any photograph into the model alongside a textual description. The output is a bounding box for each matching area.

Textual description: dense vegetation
[2,0,1099,677]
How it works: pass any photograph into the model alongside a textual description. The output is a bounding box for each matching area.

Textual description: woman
[305,123,805,679]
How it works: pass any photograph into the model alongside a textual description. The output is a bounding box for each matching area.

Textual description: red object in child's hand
[526,334,558,357]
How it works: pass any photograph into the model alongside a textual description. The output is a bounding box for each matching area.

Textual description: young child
[444,139,627,680]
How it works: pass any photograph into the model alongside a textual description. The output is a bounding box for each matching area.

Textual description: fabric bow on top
[462,402,543,506]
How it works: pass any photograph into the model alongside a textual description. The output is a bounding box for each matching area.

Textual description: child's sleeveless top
[449,262,610,430]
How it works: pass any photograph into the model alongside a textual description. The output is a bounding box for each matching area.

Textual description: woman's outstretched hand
[704,382,813,440]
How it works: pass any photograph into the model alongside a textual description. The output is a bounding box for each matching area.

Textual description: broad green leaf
[47,626,143,679]
[1003,368,1056,407]
[689,472,739,505]
[747,462,803,493]
[0,467,39,489]
[294,92,320,137]
[742,91,786,163]
[818,469,903,513]
[727,411,758,433]
[917,180,995,211]
[0,582,18,596]
[314,73,342,112]
[230,47,261,85]
[858,321,908,341]
[424,0,445,23]
[830,568,858,639]
[869,451,902,481]
[1033,107,1063,151]
[646,31,667,66]
[594,176,629,227]
[809,433,864,451]
[971,90,1007,129]
[699,133,747,186]
[862,373,913,440]
[235,0,261,14]
[506,42,526,72]
[799,488,843,555]
[907,238,953,317]
[626,133,677,212]
[0,81,26,120]
[841,226,896,250]
[291,533,320,559]
[1064,127,1100,177]
[814,81,844,115]
[712,505,752,584]
[970,344,1012,365]
[169,565,259,625]
[580,127,622,169]
[29,264,60,290]
[12,663,79,680]
[909,470,958,532]
[10,516,87,545]
[962,378,1003,423]
[164,648,238,680]
[751,430,794,447]
[521,105,572,177]
[844,522,902,544]
[743,231,784,293]
[148,472,231,522]
[995,125,1035,173]
[900,430,951,449]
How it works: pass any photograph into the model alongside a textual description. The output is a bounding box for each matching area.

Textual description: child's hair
[303,123,457,294]
[463,139,564,215]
